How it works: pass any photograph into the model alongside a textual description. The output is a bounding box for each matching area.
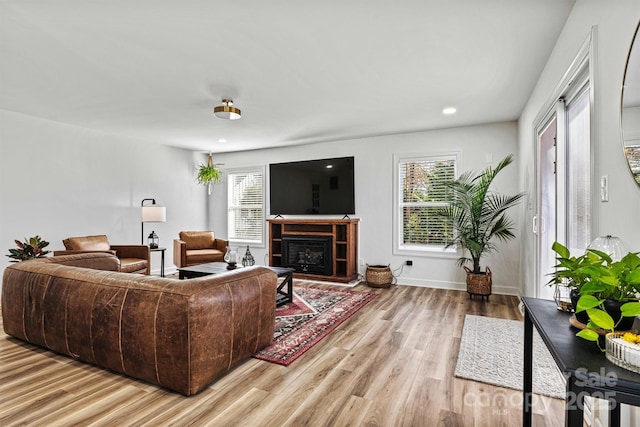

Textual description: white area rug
[455,314,565,399]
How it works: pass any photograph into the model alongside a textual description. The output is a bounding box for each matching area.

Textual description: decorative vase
[241,245,255,267]
[554,283,573,312]
[365,264,393,288]
[224,247,238,270]
[464,266,492,300]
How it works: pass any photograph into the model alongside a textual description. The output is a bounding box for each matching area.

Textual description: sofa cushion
[44,252,120,271]
[119,258,148,273]
[63,235,111,251]
[179,231,215,250]
[185,249,224,264]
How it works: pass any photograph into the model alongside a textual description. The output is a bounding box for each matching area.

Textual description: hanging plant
[197,153,223,195]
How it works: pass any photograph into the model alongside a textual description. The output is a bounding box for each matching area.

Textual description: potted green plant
[197,153,223,195]
[547,240,605,321]
[436,155,525,298]
[548,241,640,349]
[6,236,50,262]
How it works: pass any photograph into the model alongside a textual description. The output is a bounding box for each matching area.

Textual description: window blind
[227,170,264,244]
[398,158,455,247]
[566,86,591,252]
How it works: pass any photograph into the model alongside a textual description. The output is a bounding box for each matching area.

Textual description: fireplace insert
[281,235,332,276]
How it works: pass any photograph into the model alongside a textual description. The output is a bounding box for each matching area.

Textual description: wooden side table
[150,247,166,277]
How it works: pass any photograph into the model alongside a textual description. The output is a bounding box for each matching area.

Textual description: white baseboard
[392,277,521,296]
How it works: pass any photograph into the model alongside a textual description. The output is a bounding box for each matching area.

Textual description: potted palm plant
[436,155,525,299]
[197,153,223,195]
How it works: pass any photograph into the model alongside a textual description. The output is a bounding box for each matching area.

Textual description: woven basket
[464,266,492,296]
[366,264,393,288]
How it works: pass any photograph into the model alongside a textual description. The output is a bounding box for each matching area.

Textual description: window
[227,167,265,246]
[565,86,591,253]
[534,33,592,299]
[394,153,457,254]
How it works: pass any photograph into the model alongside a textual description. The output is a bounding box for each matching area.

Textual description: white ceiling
[0,0,576,154]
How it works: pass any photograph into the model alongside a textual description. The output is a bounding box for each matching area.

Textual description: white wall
[210,121,522,295]
[0,110,210,280]
[518,0,640,298]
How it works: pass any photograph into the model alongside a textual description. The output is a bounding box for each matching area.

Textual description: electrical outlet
[359,258,365,266]
[406,260,413,266]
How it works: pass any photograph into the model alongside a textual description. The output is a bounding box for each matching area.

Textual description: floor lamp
[141,198,166,245]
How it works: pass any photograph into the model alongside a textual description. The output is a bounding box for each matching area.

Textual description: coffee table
[177,262,295,307]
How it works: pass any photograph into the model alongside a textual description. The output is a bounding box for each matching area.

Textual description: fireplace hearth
[268,219,359,283]
[282,235,332,276]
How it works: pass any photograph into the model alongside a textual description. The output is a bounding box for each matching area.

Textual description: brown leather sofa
[54,234,150,274]
[2,253,277,396]
[173,231,228,268]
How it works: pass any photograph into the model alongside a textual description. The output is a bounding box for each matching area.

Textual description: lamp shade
[141,205,166,222]
[587,235,627,261]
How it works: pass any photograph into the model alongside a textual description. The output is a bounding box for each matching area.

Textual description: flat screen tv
[269,156,355,215]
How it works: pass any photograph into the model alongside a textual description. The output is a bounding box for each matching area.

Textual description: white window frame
[392,152,459,258]
[227,166,266,247]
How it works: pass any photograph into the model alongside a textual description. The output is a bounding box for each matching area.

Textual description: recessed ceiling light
[218,139,227,143]
[326,164,333,169]
[442,107,457,115]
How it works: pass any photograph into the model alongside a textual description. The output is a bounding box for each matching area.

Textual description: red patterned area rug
[254,285,377,366]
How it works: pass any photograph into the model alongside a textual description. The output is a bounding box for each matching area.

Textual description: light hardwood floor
[0,281,564,426]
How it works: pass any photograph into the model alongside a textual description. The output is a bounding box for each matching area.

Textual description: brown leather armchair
[173,231,228,268]
[54,234,150,274]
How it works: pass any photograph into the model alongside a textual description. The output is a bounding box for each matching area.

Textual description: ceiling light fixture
[442,107,457,115]
[214,99,241,120]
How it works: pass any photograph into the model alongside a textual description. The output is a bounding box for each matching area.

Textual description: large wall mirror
[622,21,640,187]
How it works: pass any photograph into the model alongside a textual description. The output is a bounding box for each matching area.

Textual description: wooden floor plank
[0,282,563,426]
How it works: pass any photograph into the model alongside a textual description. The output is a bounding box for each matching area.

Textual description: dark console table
[522,297,640,427]
[178,262,294,307]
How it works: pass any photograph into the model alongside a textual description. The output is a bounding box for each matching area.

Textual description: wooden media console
[267,218,359,283]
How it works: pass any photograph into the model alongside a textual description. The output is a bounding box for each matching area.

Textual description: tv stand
[267,218,359,283]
